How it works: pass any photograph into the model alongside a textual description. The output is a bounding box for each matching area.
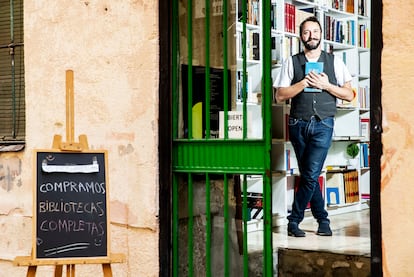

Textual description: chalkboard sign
[34,150,109,260]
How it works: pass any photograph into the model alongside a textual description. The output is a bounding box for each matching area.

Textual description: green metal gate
[171,0,273,275]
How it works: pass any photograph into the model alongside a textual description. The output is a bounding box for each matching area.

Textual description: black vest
[290,51,337,120]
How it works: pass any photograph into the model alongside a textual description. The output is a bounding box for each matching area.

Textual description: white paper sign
[219,111,252,138]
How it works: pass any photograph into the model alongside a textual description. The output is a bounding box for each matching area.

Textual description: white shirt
[273,54,353,88]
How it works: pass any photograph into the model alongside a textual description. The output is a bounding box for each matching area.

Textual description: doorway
[158,0,383,276]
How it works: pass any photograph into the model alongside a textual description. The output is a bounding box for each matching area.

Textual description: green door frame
[159,0,383,276]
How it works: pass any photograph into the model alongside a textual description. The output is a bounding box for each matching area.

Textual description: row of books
[282,36,301,61]
[239,1,314,33]
[332,0,354,13]
[336,86,370,108]
[242,1,368,44]
[359,23,370,48]
[240,0,367,29]
[267,35,302,66]
[236,30,260,61]
[271,36,302,65]
[236,71,252,101]
[307,0,367,16]
[237,0,260,25]
[358,85,370,108]
[284,4,314,34]
[324,16,356,45]
[326,170,359,205]
[358,0,368,17]
[284,3,296,33]
[287,3,369,45]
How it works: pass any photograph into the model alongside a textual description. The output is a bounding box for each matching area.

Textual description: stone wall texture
[0,1,159,276]
[381,1,414,275]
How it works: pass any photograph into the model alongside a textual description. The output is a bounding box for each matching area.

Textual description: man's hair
[299,16,322,35]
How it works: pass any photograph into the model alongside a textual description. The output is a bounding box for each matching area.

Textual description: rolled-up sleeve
[273,57,294,88]
[334,56,353,86]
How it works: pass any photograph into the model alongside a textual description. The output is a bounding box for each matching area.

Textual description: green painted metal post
[187,173,194,276]
[205,174,212,277]
[222,0,229,139]
[172,0,179,140]
[172,174,179,277]
[224,174,230,276]
[171,0,275,275]
[187,0,193,139]
[262,0,274,275]
[241,0,248,139]
[204,0,211,139]
[242,175,249,276]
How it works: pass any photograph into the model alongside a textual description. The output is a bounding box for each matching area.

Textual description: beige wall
[0,1,159,276]
[382,1,414,275]
[1,0,413,276]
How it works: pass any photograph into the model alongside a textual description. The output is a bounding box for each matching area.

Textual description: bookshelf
[236,0,371,228]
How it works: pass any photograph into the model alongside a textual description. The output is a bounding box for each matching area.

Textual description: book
[304,62,324,92]
[360,118,370,140]
[326,172,345,205]
[360,142,370,167]
[284,3,296,33]
[252,31,260,60]
[343,170,359,203]
[247,192,263,220]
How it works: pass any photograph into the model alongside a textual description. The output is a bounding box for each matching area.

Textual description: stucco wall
[1,0,413,276]
[382,1,414,275]
[0,1,159,276]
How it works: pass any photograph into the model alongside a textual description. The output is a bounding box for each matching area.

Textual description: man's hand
[305,71,330,90]
[303,71,354,101]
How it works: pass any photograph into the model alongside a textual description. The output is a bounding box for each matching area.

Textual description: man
[274,16,354,237]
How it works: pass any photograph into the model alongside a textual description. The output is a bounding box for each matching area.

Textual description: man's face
[301,21,322,50]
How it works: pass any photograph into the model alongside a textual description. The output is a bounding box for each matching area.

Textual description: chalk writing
[39,200,105,215]
[39,181,106,194]
[39,219,105,235]
[35,151,108,259]
[44,242,91,257]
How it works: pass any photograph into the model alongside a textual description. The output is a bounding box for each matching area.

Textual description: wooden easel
[52,69,88,152]
[14,254,125,277]
[13,70,125,276]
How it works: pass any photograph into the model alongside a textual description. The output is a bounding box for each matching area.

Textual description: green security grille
[173,139,267,173]
[171,0,274,276]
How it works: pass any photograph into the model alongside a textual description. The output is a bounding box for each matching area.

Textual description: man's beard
[303,38,321,50]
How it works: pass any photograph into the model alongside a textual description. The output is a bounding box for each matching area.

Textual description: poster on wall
[181,64,231,139]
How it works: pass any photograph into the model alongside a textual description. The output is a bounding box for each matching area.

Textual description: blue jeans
[287,115,333,224]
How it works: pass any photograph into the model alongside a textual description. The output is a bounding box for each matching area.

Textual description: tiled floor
[248,208,371,256]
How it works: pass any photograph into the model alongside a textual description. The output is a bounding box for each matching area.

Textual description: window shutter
[0,0,25,142]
